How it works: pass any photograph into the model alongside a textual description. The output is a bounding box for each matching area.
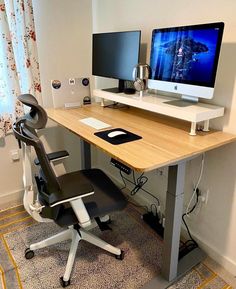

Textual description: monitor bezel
[92,30,141,81]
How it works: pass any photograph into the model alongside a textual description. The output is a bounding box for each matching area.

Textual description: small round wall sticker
[82,78,89,86]
[52,80,61,89]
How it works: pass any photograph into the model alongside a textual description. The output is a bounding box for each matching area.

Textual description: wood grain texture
[46,104,236,172]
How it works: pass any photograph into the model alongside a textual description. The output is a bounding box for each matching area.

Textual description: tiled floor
[204,257,236,288]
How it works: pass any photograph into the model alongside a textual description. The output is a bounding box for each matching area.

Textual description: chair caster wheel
[115,250,125,260]
[25,248,34,259]
[106,217,112,224]
[60,277,71,287]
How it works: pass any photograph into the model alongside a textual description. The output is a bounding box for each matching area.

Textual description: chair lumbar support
[13,94,127,287]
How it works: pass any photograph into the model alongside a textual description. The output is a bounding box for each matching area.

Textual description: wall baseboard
[181,229,236,276]
[0,189,24,211]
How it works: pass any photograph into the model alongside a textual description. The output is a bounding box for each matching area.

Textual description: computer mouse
[107,130,127,139]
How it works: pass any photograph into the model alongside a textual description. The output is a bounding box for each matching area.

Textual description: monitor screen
[92,30,141,93]
[148,22,224,101]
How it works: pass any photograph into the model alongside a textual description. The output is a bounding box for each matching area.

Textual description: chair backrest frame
[13,94,61,198]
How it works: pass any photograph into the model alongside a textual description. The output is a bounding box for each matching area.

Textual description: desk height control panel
[93,89,224,136]
[110,158,131,175]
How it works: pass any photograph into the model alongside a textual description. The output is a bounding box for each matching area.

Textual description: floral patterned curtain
[0,0,41,138]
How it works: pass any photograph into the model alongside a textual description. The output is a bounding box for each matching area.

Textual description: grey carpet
[2,207,231,289]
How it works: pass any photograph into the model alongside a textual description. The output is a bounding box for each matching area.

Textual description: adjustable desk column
[143,161,206,289]
[163,163,186,281]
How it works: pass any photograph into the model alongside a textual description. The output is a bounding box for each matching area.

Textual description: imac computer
[92,30,141,93]
[148,22,224,105]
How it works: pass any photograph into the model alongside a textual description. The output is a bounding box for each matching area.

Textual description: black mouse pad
[94,128,142,145]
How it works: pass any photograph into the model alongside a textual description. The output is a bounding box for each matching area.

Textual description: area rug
[0,205,232,289]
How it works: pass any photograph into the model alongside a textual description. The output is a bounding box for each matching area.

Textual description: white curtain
[0,0,41,137]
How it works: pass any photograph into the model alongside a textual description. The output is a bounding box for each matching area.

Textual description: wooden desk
[46,104,234,171]
[46,104,236,288]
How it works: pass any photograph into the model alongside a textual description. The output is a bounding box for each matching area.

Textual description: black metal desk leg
[80,139,91,169]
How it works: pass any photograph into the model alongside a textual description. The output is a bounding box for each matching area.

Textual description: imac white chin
[148,79,214,102]
[148,22,224,104]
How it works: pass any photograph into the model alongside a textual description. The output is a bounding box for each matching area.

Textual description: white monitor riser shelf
[93,89,224,136]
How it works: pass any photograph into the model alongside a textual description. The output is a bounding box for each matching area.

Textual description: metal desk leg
[142,161,205,289]
[80,139,91,169]
[162,162,186,281]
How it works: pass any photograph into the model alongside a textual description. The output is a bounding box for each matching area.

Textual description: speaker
[132,64,150,96]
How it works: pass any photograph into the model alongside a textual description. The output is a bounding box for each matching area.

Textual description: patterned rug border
[0,204,35,289]
[0,204,232,289]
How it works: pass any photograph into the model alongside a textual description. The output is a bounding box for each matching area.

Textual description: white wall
[33,0,93,108]
[92,0,236,275]
[0,0,93,209]
[0,135,24,208]
[32,0,93,172]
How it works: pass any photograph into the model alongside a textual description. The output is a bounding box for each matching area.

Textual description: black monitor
[92,30,141,93]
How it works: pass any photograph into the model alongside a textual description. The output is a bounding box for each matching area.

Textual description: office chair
[13,94,127,287]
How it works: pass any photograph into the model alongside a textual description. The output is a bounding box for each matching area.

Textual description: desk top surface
[46,104,236,172]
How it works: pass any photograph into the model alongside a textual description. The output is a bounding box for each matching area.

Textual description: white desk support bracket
[100,98,105,107]
[190,122,197,136]
[203,119,210,132]
[190,119,210,136]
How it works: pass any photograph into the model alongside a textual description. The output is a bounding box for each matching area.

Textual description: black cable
[119,170,159,212]
[119,170,149,212]
[130,174,148,196]
[120,171,160,205]
[132,170,136,185]
[181,188,200,249]
[119,170,127,191]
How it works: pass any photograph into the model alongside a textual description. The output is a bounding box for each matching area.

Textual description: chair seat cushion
[55,169,127,227]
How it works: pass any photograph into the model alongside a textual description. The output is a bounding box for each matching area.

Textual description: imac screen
[150,22,224,88]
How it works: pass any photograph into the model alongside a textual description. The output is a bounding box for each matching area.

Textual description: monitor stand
[165,95,199,107]
[102,80,125,93]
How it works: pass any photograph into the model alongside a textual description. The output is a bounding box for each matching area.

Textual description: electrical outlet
[199,189,209,204]
[10,149,20,161]
[157,169,164,176]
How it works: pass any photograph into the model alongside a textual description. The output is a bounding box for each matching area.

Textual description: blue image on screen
[150,28,220,86]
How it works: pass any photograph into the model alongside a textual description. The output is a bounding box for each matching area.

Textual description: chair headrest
[17,94,47,129]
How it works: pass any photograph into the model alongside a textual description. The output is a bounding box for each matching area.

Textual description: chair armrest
[34,150,69,165]
[49,182,94,207]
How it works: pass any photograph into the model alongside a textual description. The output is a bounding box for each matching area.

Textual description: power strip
[142,212,164,238]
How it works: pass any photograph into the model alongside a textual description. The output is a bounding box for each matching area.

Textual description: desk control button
[110,158,131,175]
